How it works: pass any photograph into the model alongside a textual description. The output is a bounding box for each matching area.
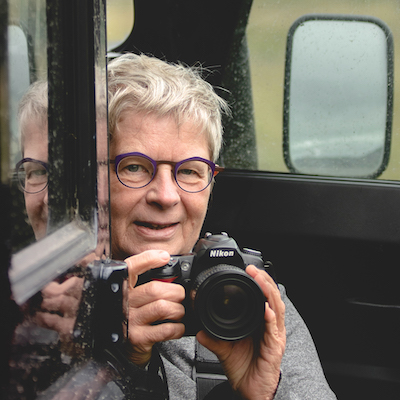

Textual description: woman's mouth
[135,221,177,230]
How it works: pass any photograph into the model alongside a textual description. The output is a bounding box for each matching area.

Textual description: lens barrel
[191,265,265,340]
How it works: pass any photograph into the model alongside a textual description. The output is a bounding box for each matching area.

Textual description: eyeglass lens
[17,160,48,194]
[117,155,213,192]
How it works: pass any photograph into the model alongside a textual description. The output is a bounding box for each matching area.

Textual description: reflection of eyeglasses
[110,152,224,193]
[15,158,49,194]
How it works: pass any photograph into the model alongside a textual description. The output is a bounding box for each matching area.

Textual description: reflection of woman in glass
[17,80,49,241]
[16,81,81,339]
[9,81,85,399]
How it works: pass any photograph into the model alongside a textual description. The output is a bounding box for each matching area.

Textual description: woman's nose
[145,166,180,208]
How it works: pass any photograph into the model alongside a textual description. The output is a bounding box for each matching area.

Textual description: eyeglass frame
[15,157,49,194]
[110,152,224,193]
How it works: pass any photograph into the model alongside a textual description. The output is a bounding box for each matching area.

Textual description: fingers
[126,285,185,366]
[42,276,83,299]
[40,295,79,317]
[128,303,186,344]
[35,311,75,339]
[126,268,186,365]
[128,281,185,338]
[129,279,185,307]
[246,265,285,333]
[125,250,171,287]
[130,297,185,326]
[40,277,83,316]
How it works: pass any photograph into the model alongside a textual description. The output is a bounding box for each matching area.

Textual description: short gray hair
[18,80,48,155]
[107,53,229,162]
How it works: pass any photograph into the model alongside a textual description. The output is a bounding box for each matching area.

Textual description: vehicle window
[107,0,134,51]
[247,0,400,180]
[284,15,392,178]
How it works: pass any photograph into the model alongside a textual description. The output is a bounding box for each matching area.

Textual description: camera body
[137,232,272,340]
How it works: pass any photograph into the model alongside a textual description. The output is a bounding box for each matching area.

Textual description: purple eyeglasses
[110,152,223,193]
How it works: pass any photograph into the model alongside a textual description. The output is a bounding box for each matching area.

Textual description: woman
[107,54,336,400]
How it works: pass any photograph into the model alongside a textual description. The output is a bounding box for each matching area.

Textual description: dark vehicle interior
[2,0,400,399]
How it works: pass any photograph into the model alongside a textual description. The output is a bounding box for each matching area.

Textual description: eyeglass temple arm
[214,166,224,176]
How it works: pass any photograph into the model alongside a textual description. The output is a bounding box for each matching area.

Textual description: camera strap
[102,345,169,399]
[194,341,228,400]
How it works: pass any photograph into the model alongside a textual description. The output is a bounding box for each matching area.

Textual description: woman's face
[110,112,212,260]
[22,119,48,240]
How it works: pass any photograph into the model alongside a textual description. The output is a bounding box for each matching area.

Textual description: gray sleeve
[157,287,337,400]
[274,285,337,400]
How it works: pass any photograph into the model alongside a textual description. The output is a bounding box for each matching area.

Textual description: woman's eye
[126,164,141,172]
[179,168,197,176]
[123,163,150,174]
[32,169,47,176]
[27,167,47,180]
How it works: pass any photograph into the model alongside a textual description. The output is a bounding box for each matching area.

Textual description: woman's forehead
[111,112,211,158]
[21,118,48,155]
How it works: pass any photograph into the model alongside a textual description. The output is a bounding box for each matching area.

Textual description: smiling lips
[135,221,178,230]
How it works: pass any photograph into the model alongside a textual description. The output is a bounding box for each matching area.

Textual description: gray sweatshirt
[157,285,337,400]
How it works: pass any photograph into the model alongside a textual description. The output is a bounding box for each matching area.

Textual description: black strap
[102,346,169,400]
[195,341,228,400]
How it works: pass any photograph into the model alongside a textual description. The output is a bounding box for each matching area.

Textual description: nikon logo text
[210,250,234,257]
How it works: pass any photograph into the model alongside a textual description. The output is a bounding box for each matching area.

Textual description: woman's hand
[35,276,83,343]
[197,265,286,400]
[124,250,186,367]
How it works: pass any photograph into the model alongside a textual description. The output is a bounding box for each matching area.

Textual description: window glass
[247,0,400,180]
[8,0,47,252]
[106,0,134,50]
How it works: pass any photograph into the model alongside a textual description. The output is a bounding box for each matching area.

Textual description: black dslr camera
[137,232,274,341]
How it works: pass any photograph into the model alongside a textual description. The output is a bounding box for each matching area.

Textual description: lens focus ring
[191,264,265,340]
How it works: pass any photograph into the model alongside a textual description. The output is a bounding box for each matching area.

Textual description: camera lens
[210,284,247,323]
[191,265,265,340]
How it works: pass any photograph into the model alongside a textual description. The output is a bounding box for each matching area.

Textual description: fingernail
[158,250,170,261]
